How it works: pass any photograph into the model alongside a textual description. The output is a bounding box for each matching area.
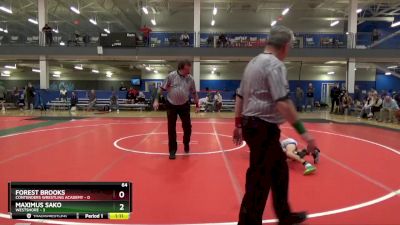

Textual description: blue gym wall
[357,17,400,48]
[376,73,400,92]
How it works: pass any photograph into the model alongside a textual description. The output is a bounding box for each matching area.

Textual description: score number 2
[119,183,129,211]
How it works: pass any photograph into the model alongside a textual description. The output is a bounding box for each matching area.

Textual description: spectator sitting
[59,86,67,102]
[127,87,138,103]
[205,94,215,112]
[340,91,353,115]
[70,91,78,111]
[378,95,399,123]
[137,91,146,103]
[87,89,96,111]
[109,91,119,112]
[371,91,383,119]
[180,32,190,47]
[214,91,223,112]
[359,92,373,118]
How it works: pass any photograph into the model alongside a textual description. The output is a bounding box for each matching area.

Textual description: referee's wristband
[235,117,242,128]
[292,120,307,135]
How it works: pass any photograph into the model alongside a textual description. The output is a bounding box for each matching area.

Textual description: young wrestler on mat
[281,138,320,175]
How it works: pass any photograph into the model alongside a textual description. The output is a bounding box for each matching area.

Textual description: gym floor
[0,111,399,225]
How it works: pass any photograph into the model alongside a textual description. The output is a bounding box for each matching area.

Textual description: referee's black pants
[166,101,192,155]
[238,116,291,225]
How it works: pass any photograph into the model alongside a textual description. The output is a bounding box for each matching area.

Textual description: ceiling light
[91,69,99,73]
[387,65,397,69]
[52,71,61,77]
[142,7,148,15]
[330,20,339,27]
[74,65,83,70]
[0,28,2,32]
[385,72,391,75]
[212,67,217,71]
[104,28,110,34]
[271,20,277,26]
[213,7,218,15]
[211,19,215,26]
[3,29,7,33]
[32,69,41,73]
[70,6,80,14]
[1,71,10,77]
[154,70,158,73]
[282,8,290,16]
[59,41,65,46]
[52,28,59,33]
[28,18,38,25]
[391,21,400,28]
[4,64,16,69]
[89,18,97,25]
[327,71,335,75]
[106,71,113,77]
[356,8,362,14]
[0,6,12,14]
[211,70,214,74]
[145,66,151,71]
[354,68,357,71]
[151,19,156,26]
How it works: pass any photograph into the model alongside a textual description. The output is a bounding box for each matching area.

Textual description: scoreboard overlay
[8,182,132,220]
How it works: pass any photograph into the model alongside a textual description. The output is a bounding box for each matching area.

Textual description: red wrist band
[235,117,242,128]
[196,103,199,108]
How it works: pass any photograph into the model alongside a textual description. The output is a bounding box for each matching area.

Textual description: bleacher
[47,98,149,111]
[3,89,237,112]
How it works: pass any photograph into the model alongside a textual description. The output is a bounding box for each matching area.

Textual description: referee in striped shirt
[153,60,199,159]
[233,26,317,225]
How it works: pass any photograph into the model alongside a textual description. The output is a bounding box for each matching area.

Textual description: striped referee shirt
[237,53,290,124]
[161,70,196,105]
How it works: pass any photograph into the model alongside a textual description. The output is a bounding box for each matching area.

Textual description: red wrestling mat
[0,118,399,225]
[0,116,41,130]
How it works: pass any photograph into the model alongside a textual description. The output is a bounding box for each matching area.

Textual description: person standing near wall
[153,60,199,160]
[354,85,362,104]
[26,82,36,111]
[0,82,6,111]
[330,83,340,113]
[41,24,53,46]
[306,83,315,112]
[295,86,304,112]
[233,26,317,225]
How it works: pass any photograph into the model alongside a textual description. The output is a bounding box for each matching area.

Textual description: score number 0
[119,183,128,211]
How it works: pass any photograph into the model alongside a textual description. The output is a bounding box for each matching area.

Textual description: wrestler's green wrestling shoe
[304,165,316,175]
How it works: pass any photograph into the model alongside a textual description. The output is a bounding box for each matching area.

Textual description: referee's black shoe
[278,211,307,225]
[184,144,190,154]
[169,153,176,160]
